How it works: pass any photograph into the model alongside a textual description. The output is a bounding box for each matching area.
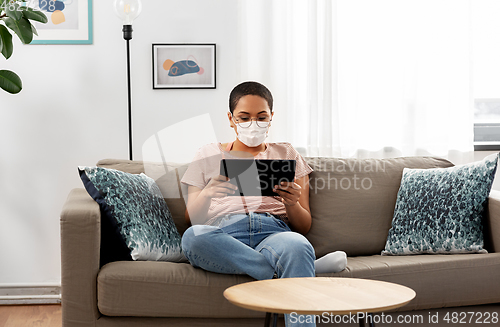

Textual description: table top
[223,277,416,315]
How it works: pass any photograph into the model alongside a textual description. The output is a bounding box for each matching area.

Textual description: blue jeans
[181,212,316,327]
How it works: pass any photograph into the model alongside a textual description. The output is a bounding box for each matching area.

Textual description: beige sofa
[60,156,500,327]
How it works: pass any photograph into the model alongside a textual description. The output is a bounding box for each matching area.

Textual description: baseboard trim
[0,283,61,305]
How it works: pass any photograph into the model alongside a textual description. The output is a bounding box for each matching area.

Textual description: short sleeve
[180,143,224,190]
[290,147,313,179]
[180,147,208,190]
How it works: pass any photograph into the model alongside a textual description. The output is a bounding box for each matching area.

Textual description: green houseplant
[0,0,47,94]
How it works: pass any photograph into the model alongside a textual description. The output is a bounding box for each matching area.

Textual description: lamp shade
[113,0,142,25]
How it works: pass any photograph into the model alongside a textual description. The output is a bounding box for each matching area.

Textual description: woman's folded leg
[255,231,315,278]
[181,224,275,280]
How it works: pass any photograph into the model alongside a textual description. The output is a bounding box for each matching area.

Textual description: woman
[181,81,346,327]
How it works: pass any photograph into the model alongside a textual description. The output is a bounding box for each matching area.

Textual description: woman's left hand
[273,180,301,207]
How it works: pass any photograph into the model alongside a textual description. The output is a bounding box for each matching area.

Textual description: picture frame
[152,44,216,89]
[29,0,93,45]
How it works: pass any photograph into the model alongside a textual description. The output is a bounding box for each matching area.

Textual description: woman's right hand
[185,175,238,225]
[201,175,239,198]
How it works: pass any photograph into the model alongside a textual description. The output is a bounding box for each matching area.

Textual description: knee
[181,226,195,252]
[181,225,217,253]
[281,232,316,260]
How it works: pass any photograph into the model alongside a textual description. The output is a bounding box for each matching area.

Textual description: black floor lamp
[113,0,142,161]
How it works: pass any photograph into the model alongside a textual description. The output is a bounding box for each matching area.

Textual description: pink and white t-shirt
[181,142,313,225]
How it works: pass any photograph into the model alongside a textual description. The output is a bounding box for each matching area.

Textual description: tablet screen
[220,159,296,196]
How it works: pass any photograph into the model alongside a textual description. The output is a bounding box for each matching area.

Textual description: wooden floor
[0,305,61,327]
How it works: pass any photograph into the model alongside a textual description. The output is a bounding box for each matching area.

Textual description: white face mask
[233,119,270,147]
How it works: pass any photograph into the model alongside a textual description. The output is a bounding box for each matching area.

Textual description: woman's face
[228,95,273,134]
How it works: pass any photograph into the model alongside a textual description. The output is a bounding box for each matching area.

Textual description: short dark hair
[229,81,273,114]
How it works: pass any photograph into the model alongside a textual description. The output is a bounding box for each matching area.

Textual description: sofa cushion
[305,157,454,258]
[79,166,185,262]
[97,159,191,236]
[382,153,498,255]
[321,253,500,312]
[97,253,500,317]
[97,261,261,318]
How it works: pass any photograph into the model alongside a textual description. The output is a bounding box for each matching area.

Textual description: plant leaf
[31,22,37,36]
[0,69,22,94]
[0,25,13,59]
[5,1,23,21]
[4,17,33,44]
[21,7,48,24]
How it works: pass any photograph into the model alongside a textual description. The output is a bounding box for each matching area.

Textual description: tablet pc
[220,159,296,196]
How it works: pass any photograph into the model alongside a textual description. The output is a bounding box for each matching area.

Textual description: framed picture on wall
[152,44,216,89]
[29,0,93,45]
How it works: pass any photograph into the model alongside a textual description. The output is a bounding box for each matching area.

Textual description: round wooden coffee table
[224,277,416,327]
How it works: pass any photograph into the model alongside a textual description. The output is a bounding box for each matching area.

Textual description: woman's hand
[201,175,239,199]
[273,180,301,206]
[185,175,238,225]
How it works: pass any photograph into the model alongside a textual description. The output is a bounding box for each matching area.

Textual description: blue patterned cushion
[79,166,186,262]
[382,153,498,255]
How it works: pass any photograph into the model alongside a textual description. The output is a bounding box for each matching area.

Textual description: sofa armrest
[60,188,101,326]
[486,190,500,253]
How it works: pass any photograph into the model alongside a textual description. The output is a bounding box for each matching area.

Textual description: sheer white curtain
[237,0,474,161]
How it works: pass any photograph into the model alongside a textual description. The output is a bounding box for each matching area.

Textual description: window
[472,1,500,150]
[474,99,500,150]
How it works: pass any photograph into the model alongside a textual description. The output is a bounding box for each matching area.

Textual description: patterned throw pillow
[79,166,186,262]
[382,153,498,255]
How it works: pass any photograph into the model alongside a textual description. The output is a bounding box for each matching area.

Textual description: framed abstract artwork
[152,44,216,89]
[29,0,93,45]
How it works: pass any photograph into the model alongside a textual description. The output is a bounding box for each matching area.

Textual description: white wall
[0,0,498,287]
[0,0,241,285]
